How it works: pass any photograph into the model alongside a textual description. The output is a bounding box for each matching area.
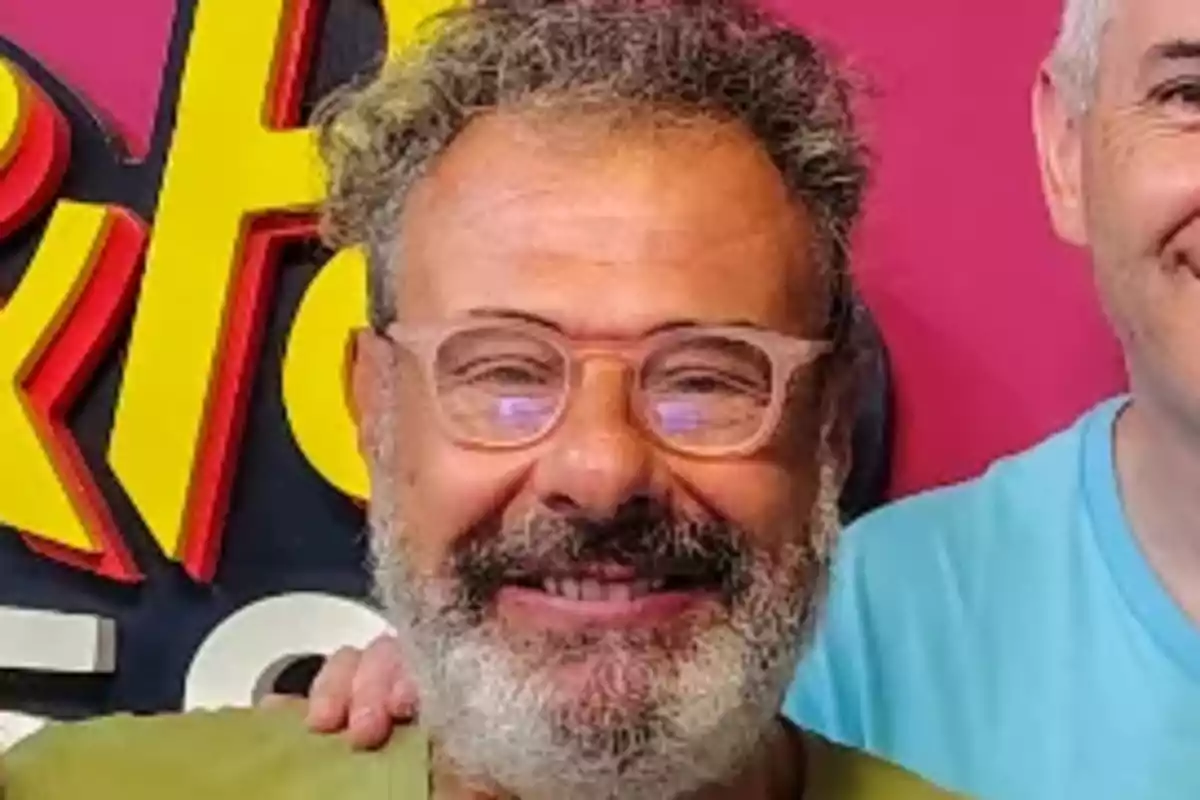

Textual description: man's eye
[455,359,555,386]
[1150,78,1200,109]
[650,367,767,396]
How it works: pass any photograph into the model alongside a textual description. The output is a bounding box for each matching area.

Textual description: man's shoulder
[805,731,965,798]
[843,398,1120,564]
[3,706,429,799]
[818,397,1124,642]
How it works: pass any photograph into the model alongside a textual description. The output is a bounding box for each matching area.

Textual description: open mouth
[496,563,721,628]
[504,563,719,597]
[507,574,713,601]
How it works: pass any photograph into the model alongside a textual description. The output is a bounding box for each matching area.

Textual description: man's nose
[531,361,659,518]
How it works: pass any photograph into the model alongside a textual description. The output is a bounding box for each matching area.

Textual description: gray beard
[368,466,840,800]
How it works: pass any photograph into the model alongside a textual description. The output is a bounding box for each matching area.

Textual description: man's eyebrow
[465,308,563,331]
[1144,39,1200,69]
[463,309,768,336]
[642,319,767,335]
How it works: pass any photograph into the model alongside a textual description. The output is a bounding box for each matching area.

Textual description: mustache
[448,497,753,608]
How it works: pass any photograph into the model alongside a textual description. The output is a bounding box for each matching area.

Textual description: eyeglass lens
[432,325,774,451]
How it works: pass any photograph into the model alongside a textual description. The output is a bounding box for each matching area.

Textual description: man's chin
[537,657,661,719]
[488,592,730,706]
[470,628,705,733]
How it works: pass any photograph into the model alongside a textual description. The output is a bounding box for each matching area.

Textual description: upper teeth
[542,578,664,601]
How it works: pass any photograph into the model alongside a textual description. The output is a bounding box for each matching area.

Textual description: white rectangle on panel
[0,605,115,673]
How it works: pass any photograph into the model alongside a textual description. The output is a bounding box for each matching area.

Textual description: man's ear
[808,345,857,491]
[821,367,856,489]
[1032,61,1089,246]
[350,329,392,462]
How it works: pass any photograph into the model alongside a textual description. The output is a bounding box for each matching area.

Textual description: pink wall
[0,0,1127,496]
[769,0,1127,494]
[0,0,175,158]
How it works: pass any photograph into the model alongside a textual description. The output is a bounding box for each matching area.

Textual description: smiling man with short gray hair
[0,0,960,797]
[300,1,1200,797]
[791,0,1200,796]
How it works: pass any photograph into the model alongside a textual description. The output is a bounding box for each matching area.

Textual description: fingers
[302,636,415,752]
[345,636,405,750]
[306,646,362,733]
[387,664,418,721]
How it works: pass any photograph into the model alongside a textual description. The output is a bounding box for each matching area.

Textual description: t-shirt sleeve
[783,521,877,750]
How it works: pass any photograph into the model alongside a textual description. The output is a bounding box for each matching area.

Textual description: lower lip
[496,585,711,630]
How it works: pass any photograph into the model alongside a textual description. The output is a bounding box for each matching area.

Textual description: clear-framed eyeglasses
[380,319,830,459]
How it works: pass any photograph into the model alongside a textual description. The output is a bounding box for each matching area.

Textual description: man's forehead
[401,112,801,238]
[1105,0,1200,70]
[394,112,821,333]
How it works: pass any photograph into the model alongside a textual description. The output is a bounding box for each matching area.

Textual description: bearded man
[1,1,957,797]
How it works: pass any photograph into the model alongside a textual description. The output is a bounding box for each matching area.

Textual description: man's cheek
[402,445,537,564]
[672,462,803,545]
[1121,152,1200,252]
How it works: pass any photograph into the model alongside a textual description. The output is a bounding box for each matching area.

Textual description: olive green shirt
[2,708,962,798]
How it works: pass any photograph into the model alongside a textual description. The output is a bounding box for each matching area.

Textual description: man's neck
[430,719,808,800]
[691,719,807,800]
[1116,396,1200,627]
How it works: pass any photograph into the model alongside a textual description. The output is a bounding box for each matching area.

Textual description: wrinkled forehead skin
[395,112,825,341]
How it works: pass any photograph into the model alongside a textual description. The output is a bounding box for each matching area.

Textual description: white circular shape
[183,592,393,710]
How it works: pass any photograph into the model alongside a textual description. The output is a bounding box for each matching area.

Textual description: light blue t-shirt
[785,397,1200,799]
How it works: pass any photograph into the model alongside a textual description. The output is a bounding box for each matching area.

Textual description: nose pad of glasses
[562,358,641,429]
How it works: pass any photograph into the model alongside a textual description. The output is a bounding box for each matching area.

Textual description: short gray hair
[315,0,867,339]
[1050,0,1114,113]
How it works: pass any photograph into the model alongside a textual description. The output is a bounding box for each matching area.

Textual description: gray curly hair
[315,0,867,341]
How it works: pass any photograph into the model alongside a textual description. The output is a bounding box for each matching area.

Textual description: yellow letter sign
[108,0,455,580]
[0,59,145,582]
